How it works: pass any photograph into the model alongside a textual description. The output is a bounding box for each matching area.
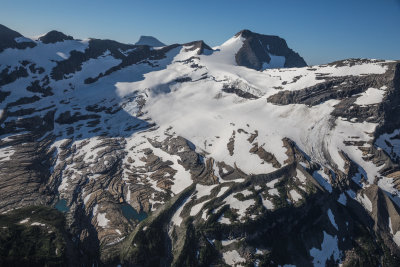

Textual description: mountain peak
[0,24,22,39]
[183,40,212,55]
[233,29,307,70]
[39,30,74,44]
[235,29,255,38]
[135,35,165,47]
[0,24,36,52]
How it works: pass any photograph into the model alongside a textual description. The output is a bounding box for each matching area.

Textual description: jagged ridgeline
[1,23,400,266]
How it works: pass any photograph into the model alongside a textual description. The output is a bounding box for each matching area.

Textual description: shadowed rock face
[135,35,166,47]
[39,30,74,44]
[0,24,36,52]
[235,29,307,70]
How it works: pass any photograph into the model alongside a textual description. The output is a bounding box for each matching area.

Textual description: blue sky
[1,0,399,65]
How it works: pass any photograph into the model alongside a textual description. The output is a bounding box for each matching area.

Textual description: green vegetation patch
[0,206,69,266]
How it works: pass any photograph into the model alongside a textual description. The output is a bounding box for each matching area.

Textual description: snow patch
[240,189,253,197]
[221,239,238,246]
[312,170,333,193]
[354,87,385,106]
[337,193,347,205]
[327,209,338,230]
[289,189,302,202]
[171,194,192,227]
[31,222,46,227]
[56,52,68,59]
[196,184,218,199]
[97,212,110,227]
[261,196,274,210]
[268,188,279,196]
[356,192,373,213]
[310,231,340,267]
[190,200,208,216]
[14,37,33,43]
[19,218,29,224]
[217,186,230,197]
[262,54,286,69]
[389,216,400,247]
[218,214,231,224]
[222,193,255,221]
[222,249,246,266]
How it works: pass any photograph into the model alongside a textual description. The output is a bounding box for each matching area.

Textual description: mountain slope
[0,25,400,266]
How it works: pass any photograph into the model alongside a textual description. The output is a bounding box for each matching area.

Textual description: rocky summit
[135,35,166,47]
[0,23,400,266]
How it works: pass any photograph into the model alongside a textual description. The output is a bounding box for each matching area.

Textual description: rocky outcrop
[50,38,180,83]
[0,65,29,87]
[375,62,400,137]
[267,61,397,109]
[38,30,74,44]
[50,38,136,81]
[183,40,212,55]
[235,29,307,70]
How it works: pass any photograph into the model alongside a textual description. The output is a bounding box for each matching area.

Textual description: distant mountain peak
[39,30,74,44]
[135,35,165,47]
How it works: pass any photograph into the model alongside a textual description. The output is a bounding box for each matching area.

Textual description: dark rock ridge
[266,61,400,131]
[235,29,307,70]
[267,60,395,107]
[183,40,212,55]
[135,35,166,47]
[51,38,179,83]
[0,24,36,52]
[38,30,74,44]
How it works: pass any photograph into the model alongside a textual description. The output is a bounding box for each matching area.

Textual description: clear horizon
[1,0,400,65]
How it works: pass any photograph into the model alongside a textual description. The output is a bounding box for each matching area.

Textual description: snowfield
[0,35,398,212]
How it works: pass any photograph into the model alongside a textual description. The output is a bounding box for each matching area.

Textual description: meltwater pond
[121,203,147,222]
[55,199,70,212]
